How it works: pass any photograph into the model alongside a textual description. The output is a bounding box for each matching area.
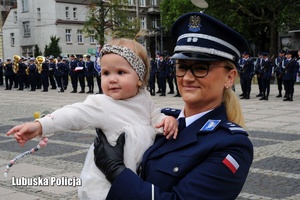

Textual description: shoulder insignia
[200,119,221,132]
[161,107,181,118]
[220,121,248,135]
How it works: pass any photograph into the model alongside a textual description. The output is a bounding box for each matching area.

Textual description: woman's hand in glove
[94,128,126,183]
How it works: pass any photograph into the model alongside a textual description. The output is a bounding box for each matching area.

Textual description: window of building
[37,8,41,20]
[77,30,83,43]
[22,0,28,12]
[65,7,69,19]
[151,0,157,6]
[73,7,77,19]
[140,17,146,29]
[1,0,17,6]
[139,0,145,7]
[23,21,30,37]
[66,29,72,43]
[22,46,33,57]
[128,16,135,29]
[10,33,15,46]
[152,17,158,29]
[90,32,96,44]
[128,0,134,5]
[13,11,17,23]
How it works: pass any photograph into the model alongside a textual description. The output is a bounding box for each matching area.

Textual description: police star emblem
[188,15,201,32]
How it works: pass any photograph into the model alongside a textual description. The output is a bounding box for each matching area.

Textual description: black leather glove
[94,128,126,183]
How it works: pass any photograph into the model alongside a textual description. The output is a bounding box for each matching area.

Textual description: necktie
[178,118,186,132]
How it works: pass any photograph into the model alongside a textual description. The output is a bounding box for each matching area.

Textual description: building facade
[2,0,173,60]
[0,0,17,59]
[2,0,97,59]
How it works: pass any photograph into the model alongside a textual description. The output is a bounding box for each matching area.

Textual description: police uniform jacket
[28,63,37,75]
[4,63,14,76]
[261,59,273,80]
[62,61,69,76]
[239,58,255,79]
[85,60,94,77]
[274,57,285,77]
[150,59,157,78]
[55,62,63,76]
[17,62,26,75]
[69,60,78,76]
[77,60,86,77]
[41,62,49,74]
[49,62,56,75]
[106,104,253,200]
[282,58,299,81]
[158,59,167,78]
[166,59,174,77]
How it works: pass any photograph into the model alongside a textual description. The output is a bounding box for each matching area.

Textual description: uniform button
[173,167,179,173]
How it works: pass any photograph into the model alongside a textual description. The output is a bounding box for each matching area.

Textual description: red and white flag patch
[222,154,239,174]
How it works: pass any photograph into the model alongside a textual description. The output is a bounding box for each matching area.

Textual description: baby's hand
[156,116,178,139]
[6,122,43,147]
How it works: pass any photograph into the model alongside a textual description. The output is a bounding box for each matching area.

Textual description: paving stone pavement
[0,82,300,200]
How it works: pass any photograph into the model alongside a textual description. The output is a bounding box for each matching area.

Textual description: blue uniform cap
[171,12,248,66]
[278,49,285,54]
[285,50,292,55]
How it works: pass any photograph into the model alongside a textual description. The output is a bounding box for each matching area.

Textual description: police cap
[171,12,248,66]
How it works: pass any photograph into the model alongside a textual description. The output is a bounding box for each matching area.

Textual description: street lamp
[191,0,208,8]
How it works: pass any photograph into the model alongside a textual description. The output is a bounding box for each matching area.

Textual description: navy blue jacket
[158,59,167,78]
[106,104,253,200]
[69,60,78,76]
[77,60,86,77]
[239,58,255,79]
[85,60,94,77]
[282,58,299,81]
[4,63,14,76]
[261,59,273,80]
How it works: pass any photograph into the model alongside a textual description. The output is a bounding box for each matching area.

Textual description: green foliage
[160,0,300,56]
[34,44,42,57]
[83,0,140,45]
[44,36,62,57]
[160,0,200,31]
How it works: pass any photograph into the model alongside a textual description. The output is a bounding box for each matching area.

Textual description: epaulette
[219,121,248,136]
[161,107,181,118]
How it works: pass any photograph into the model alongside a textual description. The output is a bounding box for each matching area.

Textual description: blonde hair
[105,33,150,88]
[223,61,245,128]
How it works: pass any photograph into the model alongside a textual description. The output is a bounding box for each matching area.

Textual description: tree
[83,0,140,46]
[160,0,300,57]
[206,0,300,56]
[160,0,199,30]
[44,35,62,57]
[34,44,43,57]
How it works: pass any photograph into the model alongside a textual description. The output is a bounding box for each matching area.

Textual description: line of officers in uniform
[0,54,103,94]
[238,49,300,101]
[148,53,181,97]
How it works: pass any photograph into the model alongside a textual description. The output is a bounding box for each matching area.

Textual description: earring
[225,84,229,89]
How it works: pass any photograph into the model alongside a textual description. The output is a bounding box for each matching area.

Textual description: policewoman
[94,12,253,200]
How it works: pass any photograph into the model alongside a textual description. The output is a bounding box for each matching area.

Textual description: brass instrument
[25,67,29,75]
[36,56,45,73]
[13,55,21,73]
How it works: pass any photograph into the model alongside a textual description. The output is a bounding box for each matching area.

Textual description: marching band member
[28,58,37,91]
[85,55,94,93]
[4,57,14,90]
[69,54,78,93]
